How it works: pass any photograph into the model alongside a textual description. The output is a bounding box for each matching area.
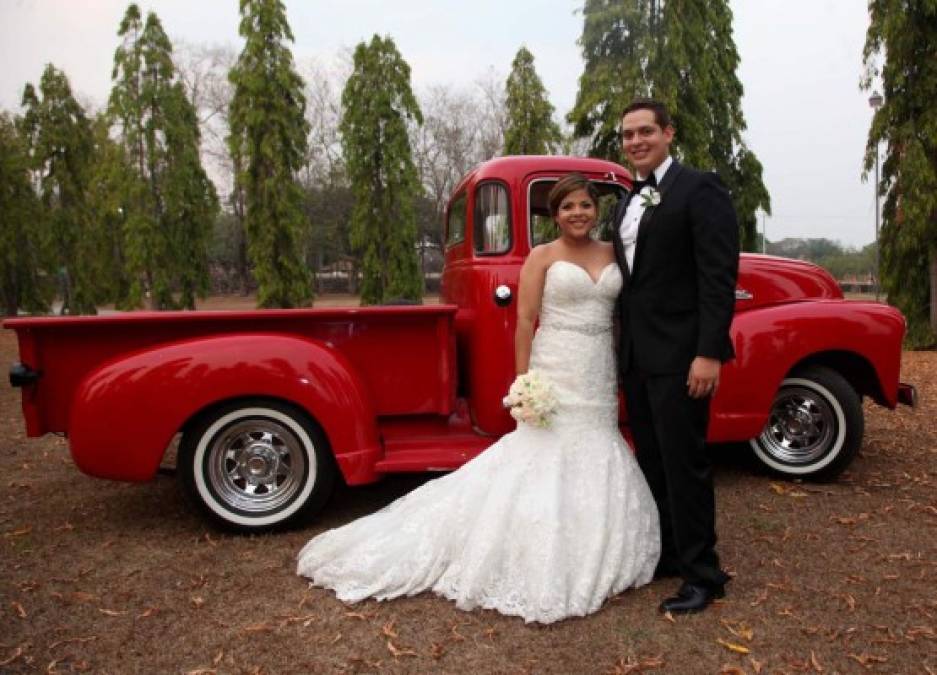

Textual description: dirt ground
[0,318,934,674]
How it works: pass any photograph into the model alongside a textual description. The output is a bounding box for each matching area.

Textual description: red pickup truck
[6,156,916,531]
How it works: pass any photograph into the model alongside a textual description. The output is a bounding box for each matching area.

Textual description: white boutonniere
[640,187,661,208]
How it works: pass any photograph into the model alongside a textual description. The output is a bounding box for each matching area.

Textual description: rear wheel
[749,366,863,481]
[179,399,335,532]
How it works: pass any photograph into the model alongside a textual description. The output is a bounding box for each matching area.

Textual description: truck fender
[711,301,905,442]
[67,333,382,484]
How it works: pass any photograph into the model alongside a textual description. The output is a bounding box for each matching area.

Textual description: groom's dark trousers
[612,160,738,590]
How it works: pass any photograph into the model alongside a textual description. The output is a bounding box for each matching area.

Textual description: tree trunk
[930,248,937,334]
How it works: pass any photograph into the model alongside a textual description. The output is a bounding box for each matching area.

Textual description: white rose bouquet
[502,370,558,428]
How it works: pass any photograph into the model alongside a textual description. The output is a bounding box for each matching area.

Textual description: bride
[297,173,661,624]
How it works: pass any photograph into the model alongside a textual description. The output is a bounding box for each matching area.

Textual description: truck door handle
[494,285,512,307]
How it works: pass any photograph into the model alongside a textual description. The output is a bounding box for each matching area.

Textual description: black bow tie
[631,174,658,194]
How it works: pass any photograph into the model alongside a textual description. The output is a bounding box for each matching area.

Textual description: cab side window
[446,191,467,247]
[473,182,511,255]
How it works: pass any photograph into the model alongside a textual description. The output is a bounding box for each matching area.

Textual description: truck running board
[375,434,493,473]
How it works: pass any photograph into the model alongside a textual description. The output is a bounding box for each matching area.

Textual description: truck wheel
[749,365,863,481]
[179,400,335,532]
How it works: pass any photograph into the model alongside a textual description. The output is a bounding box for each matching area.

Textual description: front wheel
[749,365,863,481]
[179,399,335,532]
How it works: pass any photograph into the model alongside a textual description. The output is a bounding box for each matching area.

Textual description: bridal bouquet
[502,370,558,428]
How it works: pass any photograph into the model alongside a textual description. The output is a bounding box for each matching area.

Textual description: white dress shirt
[619,155,673,271]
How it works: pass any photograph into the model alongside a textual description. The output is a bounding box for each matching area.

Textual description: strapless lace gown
[296,261,661,624]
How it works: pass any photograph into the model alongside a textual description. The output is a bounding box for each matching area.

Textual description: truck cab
[441,156,630,436]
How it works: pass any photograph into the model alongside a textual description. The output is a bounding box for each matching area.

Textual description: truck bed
[5,305,458,437]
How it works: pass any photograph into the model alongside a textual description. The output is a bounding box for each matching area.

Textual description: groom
[611,99,739,614]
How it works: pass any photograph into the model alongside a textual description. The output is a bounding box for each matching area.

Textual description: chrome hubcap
[207,419,309,514]
[759,386,836,465]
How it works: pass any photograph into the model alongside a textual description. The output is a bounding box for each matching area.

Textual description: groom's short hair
[621,98,673,129]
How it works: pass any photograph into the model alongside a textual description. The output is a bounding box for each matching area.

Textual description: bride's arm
[515,248,548,374]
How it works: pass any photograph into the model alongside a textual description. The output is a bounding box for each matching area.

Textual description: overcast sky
[0,0,879,248]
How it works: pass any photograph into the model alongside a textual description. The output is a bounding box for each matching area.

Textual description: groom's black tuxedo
[610,160,738,375]
[612,158,738,591]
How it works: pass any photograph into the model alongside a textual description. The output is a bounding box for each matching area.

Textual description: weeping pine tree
[20,65,100,314]
[341,35,424,306]
[108,4,217,309]
[568,0,770,251]
[503,46,562,155]
[863,0,937,347]
[228,0,312,308]
[0,112,50,316]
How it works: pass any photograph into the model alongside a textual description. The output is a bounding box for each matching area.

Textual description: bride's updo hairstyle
[548,173,600,217]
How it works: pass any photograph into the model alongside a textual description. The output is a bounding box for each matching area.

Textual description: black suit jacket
[612,160,740,375]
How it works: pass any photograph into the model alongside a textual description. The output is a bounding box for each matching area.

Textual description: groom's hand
[687,357,721,399]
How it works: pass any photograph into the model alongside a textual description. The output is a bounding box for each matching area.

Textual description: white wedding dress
[297,260,661,623]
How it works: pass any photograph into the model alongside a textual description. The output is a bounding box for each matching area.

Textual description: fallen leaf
[769,483,786,494]
[750,588,769,607]
[721,619,754,642]
[98,608,126,617]
[136,607,158,619]
[848,653,887,667]
[343,610,368,620]
[330,633,342,644]
[11,601,27,618]
[69,592,98,604]
[0,646,24,667]
[184,670,217,675]
[810,650,824,672]
[662,611,676,624]
[429,642,446,660]
[4,525,32,537]
[242,623,274,634]
[190,595,205,609]
[608,654,666,674]
[381,619,398,639]
[48,636,97,651]
[719,667,745,675]
[749,656,764,673]
[716,638,750,655]
[386,640,417,658]
[213,650,223,665]
[449,623,466,642]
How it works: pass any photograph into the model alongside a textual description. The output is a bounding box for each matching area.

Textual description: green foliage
[228,0,312,308]
[0,112,52,315]
[341,35,424,306]
[863,0,937,347]
[568,0,651,161]
[503,47,561,155]
[108,4,218,310]
[86,114,134,305]
[568,0,770,252]
[20,65,100,314]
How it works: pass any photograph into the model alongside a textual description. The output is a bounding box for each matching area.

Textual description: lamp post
[869,90,883,300]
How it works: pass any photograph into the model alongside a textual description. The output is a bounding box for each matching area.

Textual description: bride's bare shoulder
[524,242,557,270]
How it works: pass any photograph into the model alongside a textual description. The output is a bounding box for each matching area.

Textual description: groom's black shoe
[659,582,724,615]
